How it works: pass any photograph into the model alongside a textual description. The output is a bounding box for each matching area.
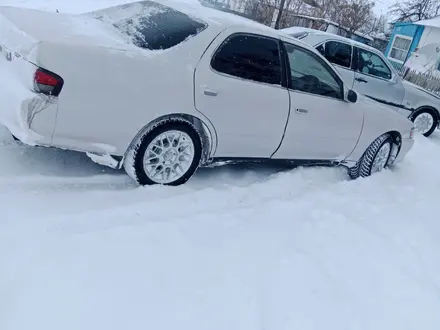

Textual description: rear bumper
[0,93,57,146]
[394,138,414,163]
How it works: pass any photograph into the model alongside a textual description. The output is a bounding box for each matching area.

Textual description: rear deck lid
[0,6,132,57]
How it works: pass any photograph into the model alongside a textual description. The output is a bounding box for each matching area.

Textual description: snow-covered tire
[411,109,438,137]
[349,133,393,179]
[123,122,202,186]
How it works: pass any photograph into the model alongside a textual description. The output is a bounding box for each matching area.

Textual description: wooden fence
[401,69,440,98]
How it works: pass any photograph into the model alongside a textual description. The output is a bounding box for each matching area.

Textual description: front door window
[285,42,344,99]
[355,47,392,80]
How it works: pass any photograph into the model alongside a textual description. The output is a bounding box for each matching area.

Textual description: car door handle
[296,108,308,114]
[204,88,218,97]
[355,77,368,83]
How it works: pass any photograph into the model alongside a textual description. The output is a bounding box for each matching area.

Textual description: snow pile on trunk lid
[0,7,39,57]
[0,6,133,50]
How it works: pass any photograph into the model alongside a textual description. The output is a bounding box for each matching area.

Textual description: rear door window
[211,34,282,86]
[89,1,207,50]
[317,41,352,68]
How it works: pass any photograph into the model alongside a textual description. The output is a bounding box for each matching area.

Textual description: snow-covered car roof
[0,0,286,55]
[280,28,379,53]
[84,0,278,36]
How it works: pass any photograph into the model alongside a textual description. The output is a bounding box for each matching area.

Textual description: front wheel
[123,122,202,186]
[411,109,438,137]
[349,133,393,179]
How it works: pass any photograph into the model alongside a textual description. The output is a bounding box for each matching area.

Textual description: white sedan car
[281,27,440,137]
[0,0,414,185]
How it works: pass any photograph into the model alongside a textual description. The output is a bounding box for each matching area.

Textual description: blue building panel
[385,22,424,70]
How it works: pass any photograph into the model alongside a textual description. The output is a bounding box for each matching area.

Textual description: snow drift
[0,1,440,330]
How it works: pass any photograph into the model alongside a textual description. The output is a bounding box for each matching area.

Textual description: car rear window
[89,0,208,50]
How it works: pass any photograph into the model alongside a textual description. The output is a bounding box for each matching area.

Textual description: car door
[352,46,405,106]
[194,27,290,158]
[272,41,363,161]
[316,40,355,88]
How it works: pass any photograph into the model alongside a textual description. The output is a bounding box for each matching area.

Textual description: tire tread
[123,118,202,186]
[359,133,391,177]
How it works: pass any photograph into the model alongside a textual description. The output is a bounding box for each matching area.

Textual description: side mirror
[347,89,357,103]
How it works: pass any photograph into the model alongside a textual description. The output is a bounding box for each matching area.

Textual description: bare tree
[211,0,380,40]
[361,14,390,36]
[310,0,343,22]
[336,0,375,34]
[274,0,287,28]
[279,0,314,27]
[389,0,440,22]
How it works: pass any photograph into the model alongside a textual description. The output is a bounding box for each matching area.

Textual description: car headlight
[409,127,415,139]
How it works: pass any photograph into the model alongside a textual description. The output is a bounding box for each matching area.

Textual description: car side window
[211,34,282,86]
[355,47,392,80]
[284,42,343,100]
[317,41,352,68]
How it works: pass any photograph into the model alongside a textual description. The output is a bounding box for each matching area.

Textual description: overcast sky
[373,0,396,17]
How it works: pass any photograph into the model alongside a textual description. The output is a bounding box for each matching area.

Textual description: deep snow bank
[0,132,440,330]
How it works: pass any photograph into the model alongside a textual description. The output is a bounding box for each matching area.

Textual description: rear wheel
[349,133,393,179]
[123,122,202,186]
[411,109,438,137]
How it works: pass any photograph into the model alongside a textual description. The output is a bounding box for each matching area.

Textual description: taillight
[34,68,63,96]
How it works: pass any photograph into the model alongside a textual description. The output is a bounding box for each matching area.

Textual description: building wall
[418,26,440,48]
[385,22,424,70]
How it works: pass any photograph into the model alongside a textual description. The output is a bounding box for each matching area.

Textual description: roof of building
[414,15,440,28]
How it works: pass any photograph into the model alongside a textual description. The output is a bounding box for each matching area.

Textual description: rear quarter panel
[401,80,440,114]
[35,28,219,156]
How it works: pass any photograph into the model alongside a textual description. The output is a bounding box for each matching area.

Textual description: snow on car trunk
[0,4,138,144]
[0,6,131,48]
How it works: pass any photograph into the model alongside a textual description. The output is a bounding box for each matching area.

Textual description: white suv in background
[281,28,440,137]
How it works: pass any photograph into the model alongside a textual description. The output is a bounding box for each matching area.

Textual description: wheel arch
[345,130,401,172]
[410,105,440,123]
[387,130,402,144]
[121,113,217,168]
[386,130,403,165]
[347,131,398,179]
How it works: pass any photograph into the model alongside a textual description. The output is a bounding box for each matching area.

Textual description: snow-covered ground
[1,1,440,330]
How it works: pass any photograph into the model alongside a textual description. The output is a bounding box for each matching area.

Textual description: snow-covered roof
[369,31,388,41]
[414,15,440,28]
